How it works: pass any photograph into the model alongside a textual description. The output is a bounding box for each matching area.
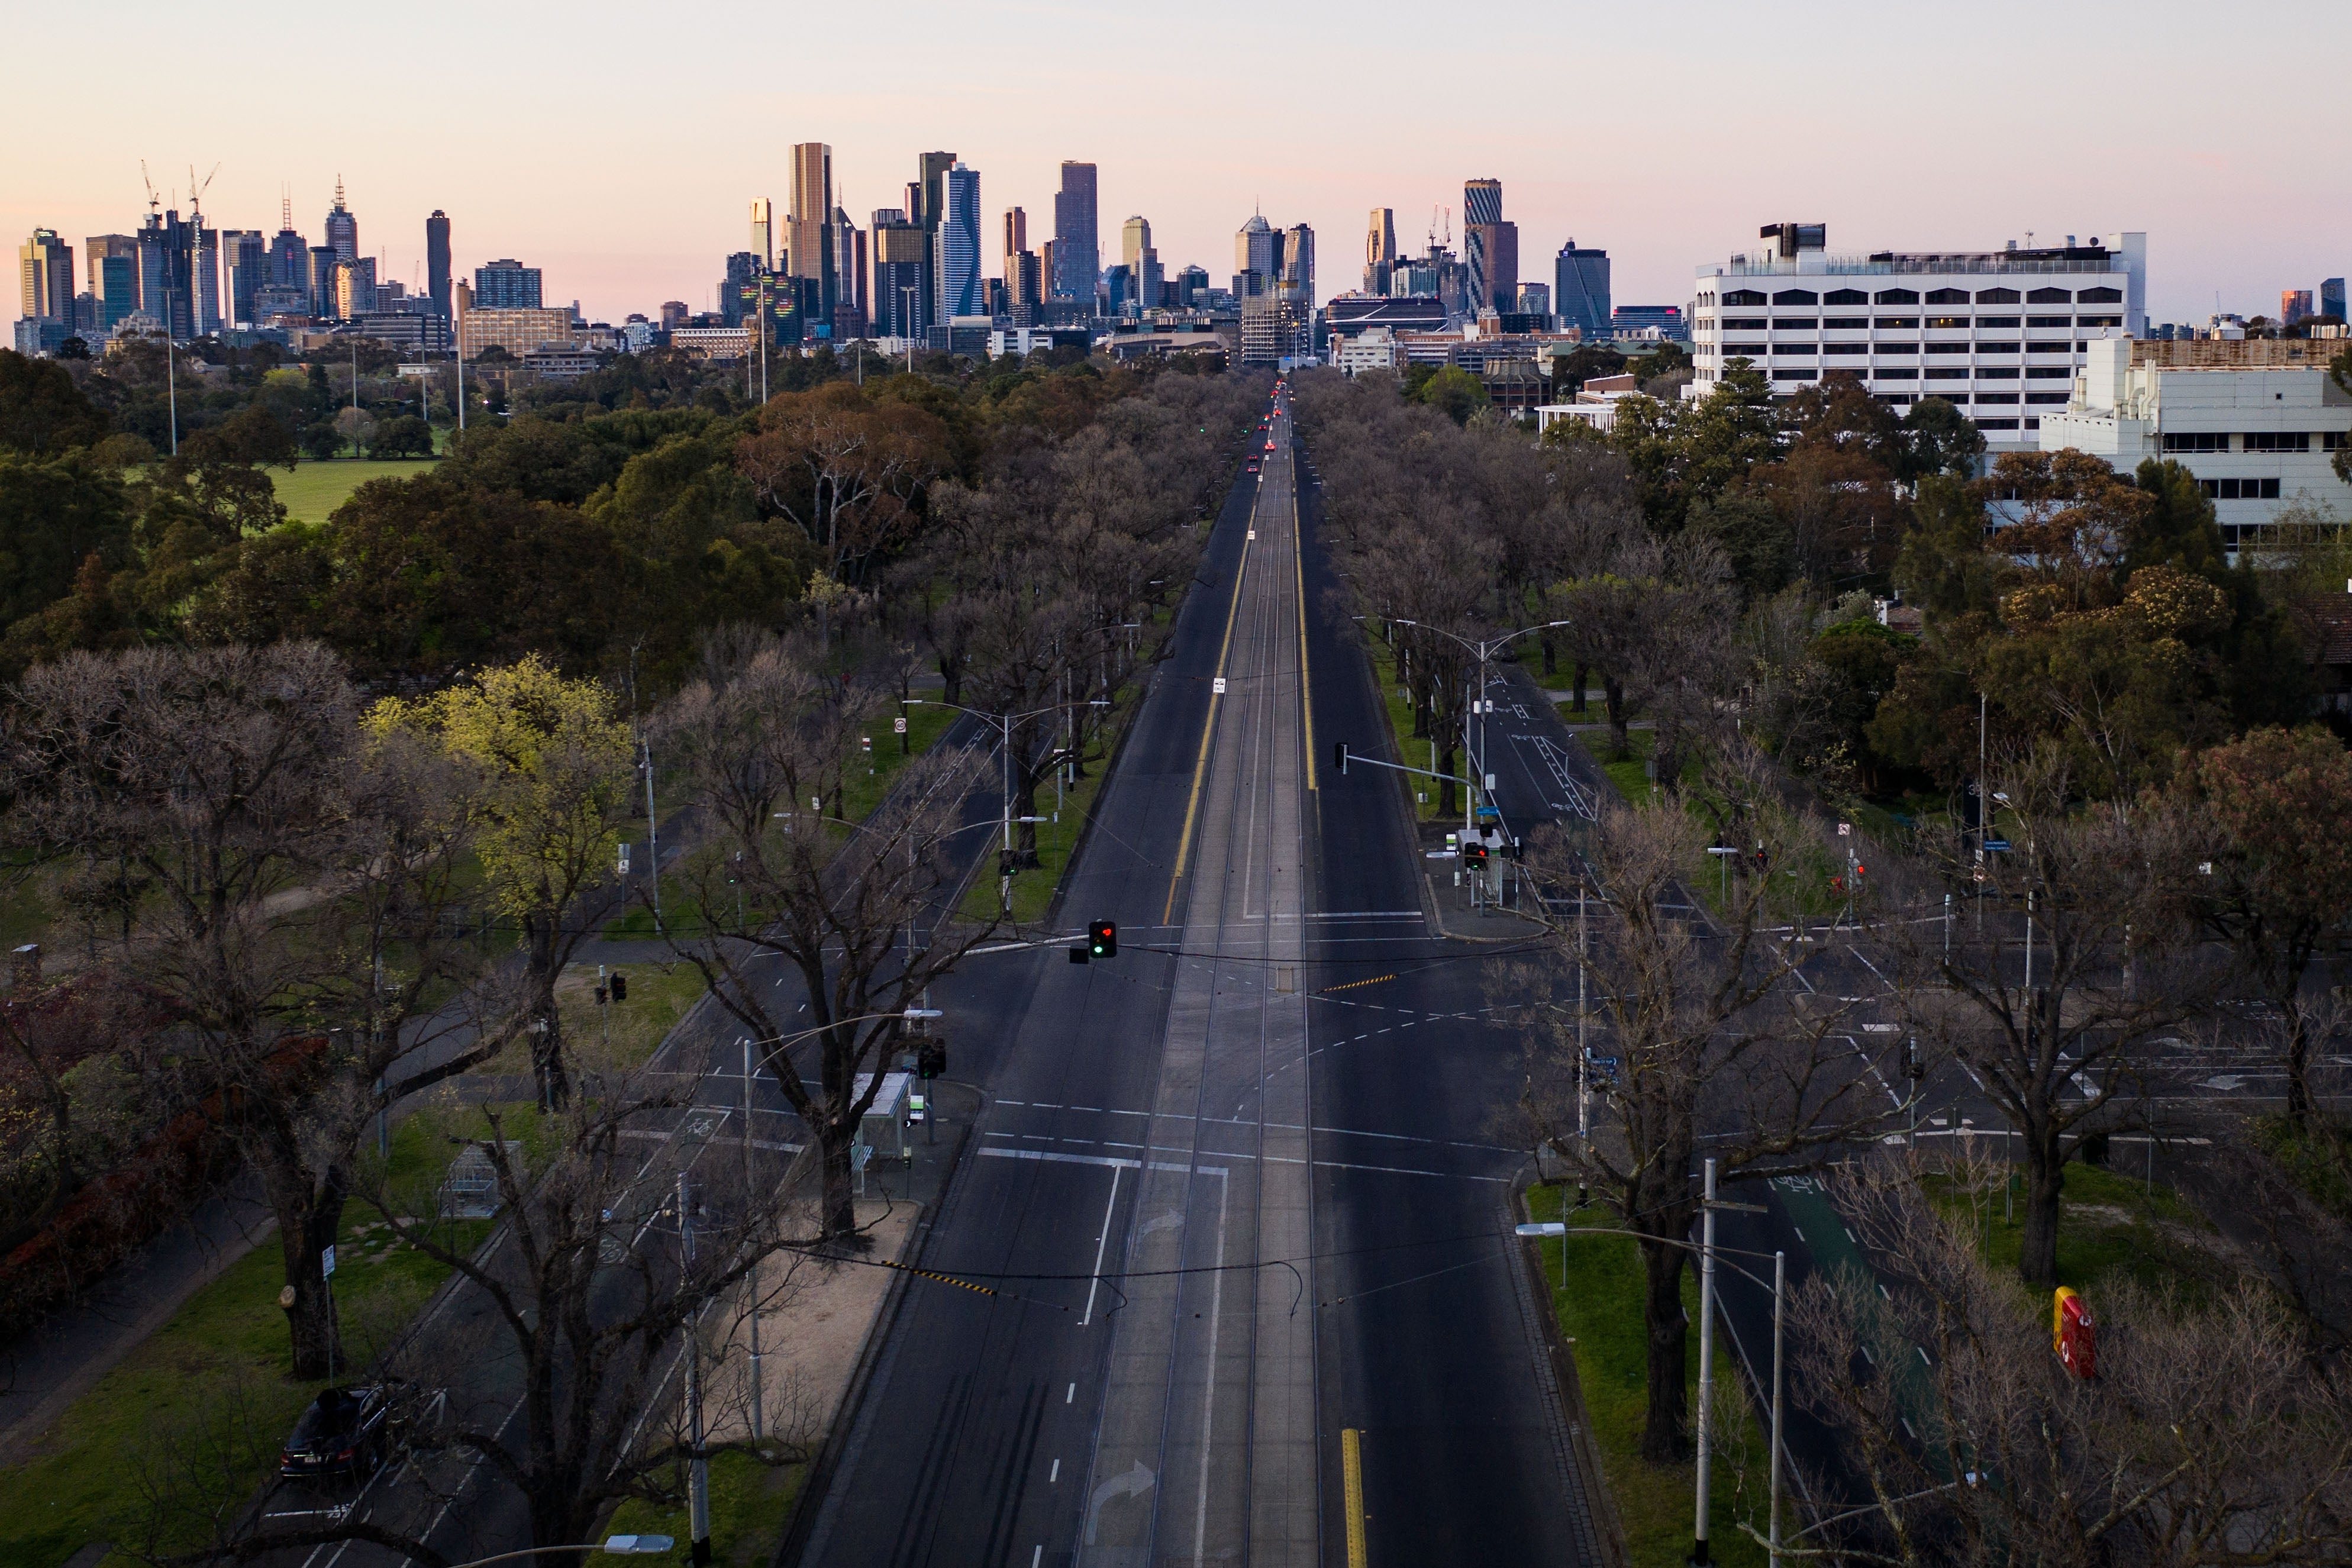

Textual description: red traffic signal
[1088,920,1117,958]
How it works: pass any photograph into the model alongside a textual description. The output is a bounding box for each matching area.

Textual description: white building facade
[1690,223,2145,452]
[2040,337,2352,554]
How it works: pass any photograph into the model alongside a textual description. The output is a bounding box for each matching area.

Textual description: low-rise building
[667,325,751,361]
[1535,373,1646,436]
[458,305,576,360]
[2037,337,2352,554]
[1333,327,1401,376]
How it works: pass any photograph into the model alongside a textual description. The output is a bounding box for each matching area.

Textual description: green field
[269,459,438,524]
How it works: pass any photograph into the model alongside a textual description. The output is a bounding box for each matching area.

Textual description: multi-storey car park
[1688,221,2146,454]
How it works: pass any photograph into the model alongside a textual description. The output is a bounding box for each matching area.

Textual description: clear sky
[12,0,2348,328]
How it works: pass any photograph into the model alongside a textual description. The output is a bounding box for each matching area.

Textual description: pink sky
[13,0,2348,328]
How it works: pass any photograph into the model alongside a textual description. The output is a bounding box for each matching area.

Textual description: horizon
[11,0,2348,330]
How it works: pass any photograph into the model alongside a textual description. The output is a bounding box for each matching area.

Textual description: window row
[2162,432,2345,453]
[2204,478,2284,500]
[1718,285,2122,307]
[1706,315,2106,333]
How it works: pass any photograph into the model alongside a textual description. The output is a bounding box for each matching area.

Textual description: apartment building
[1690,222,2146,451]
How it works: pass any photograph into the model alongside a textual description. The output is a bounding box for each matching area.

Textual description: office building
[1689,222,2146,449]
[136,209,199,340]
[1004,207,1027,263]
[267,198,308,293]
[334,257,378,320]
[307,244,339,318]
[2325,279,2348,324]
[1463,178,1517,315]
[351,311,453,353]
[324,178,357,263]
[2283,289,2315,327]
[1240,292,1310,367]
[1554,241,1610,340]
[1122,215,1162,317]
[474,259,544,310]
[1053,162,1098,304]
[789,143,835,330]
[1283,224,1315,307]
[2039,335,2352,554]
[192,222,221,336]
[1325,295,1448,339]
[1236,212,1279,298]
[833,208,866,337]
[221,228,265,325]
[427,211,451,315]
[1612,305,1686,343]
[457,305,577,359]
[1516,282,1552,323]
[912,151,957,334]
[1175,264,1209,308]
[20,230,73,323]
[872,212,927,338]
[750,197,774,273]
[1009,249,1043,321]
[660,300,689,331]
[1364,208,1398,295]
[93,249,136,330]
[935,163,984,324]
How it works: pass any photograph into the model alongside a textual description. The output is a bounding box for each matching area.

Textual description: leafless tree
[1782,1160,2352,1566]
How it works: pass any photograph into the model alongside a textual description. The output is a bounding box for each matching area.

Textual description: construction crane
[140,160,162,218]
[188,162,220,220]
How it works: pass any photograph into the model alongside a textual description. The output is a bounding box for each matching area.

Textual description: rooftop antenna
[281,185,293,233]
[333,173,346,211]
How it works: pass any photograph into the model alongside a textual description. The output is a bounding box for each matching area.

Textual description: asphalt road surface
[804,390,1596,1566]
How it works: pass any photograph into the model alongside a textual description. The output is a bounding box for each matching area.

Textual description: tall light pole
[901,285,918,372]
[1389,618,1569,833]
[905,696,1106,906]
[676,1171,710,1566]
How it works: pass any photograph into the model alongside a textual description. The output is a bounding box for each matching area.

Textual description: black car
[280,1383,392,1480]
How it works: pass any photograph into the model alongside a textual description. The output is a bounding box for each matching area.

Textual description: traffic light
[916,1039,947,1079]
[1333,741,1348,775]
[1089,920,1117,958]
[608,973,628,1002]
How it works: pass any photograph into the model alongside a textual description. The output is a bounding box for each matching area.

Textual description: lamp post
[904,696,1109,907]
[1518,1208,1784,1565]
[1387,619,1569,832]
[442,1540,675,1566]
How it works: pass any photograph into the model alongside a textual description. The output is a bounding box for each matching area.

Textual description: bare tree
[1783,1161,2352,1566]
[1517,753,1904,1460]
[657,633,998,1238]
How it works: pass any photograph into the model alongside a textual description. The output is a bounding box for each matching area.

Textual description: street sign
[1983,838,2012,853]
[1212,677,1227,695]
[1837,822,1851,836]
[893,716,908,734]
[321,1245,335,1277]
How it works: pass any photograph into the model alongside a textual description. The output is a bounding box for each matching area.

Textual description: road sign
[322,1245,335,1277]
[1212,677,1227,695]
[1983,838,2012,852]
[893,716,908,734]
[1837,822,1851,836]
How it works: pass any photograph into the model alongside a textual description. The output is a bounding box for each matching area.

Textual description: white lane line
[1192,1162,1230,1568]
[1067,1382,1076,1404]
[1050,1459,1061,1483]
[1080,1162,1124,1327]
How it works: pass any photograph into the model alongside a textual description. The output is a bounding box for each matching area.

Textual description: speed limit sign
[893,717,907,734]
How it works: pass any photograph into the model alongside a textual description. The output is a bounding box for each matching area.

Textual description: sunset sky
[12,0,2348,328]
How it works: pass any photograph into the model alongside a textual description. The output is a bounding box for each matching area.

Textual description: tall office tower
[475,258,543,309]
[427,210,451,315]
[1121,216,1161,315]
[1462,178,1517,314]
[1004,207,1027,264]
[94,251,136,329]
[222,229,265,325]
[86,233,136,305]
[936,163,983,321]
[137,209,199,340]
[660,300,689,330]
[20,229,74,322]
[1009,249,1043,322]
[1052,162,1098,304]
[193,222,222,335]
[1175,264,1208,308]
[914,151,957,332]
[324,176,357,263]
[333,257,377,319]
[1235,212,1279,297]
[832,206,865,336]
[749,197,774,272]
[1553,240,1611,339]
[870,214,926,338]
[1364,208,1397,294]
[2326,279,2348,322]
[1282,223,1315,306]
[2283,289,2315,327]
[267,192,308,289]
[306,244,338,317]
[788,143,835,325]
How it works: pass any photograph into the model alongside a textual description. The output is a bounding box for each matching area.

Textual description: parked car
[280,1383,392,1480]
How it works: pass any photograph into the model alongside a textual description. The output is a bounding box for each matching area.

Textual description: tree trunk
[2286,1004,2315,1127]
[1437,741,1459,820]
[1604,677,1628,759]
[1638,1235,1692,1462]
[1572,662,1589,715]
[821,1120,857,1238]
[276,1176,348,1380]
[1540,636,1557,677]
[2018,1131,2064,1288]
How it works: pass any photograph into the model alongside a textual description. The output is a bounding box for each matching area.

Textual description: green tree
[1610,359,1779,531]
[0,451,133,626]
[365,412,434,459]
[1414,364,1488,426]
[0,350,109,456]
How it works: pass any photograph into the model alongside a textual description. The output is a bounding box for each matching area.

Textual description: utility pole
[743,1036,764,1440]
[642,738,662,927]
[351,340,361,458]
[1769,1248,1786,1567]
[676,1173,711,1566]
[1694,1157,1719,1565]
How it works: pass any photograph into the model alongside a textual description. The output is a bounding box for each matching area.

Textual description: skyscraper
[1463,178,1517,314]
[222,229,265,326]
[936,163,983,321]
[137,209,198,340]
[1282,223,1315,306]
[2283,289,2315,327]
[914,151,957,334]
[749,197,774,272]
[1364,208,1396,294]
[833,206,865,338]
[2325,279,2348,323]
[1235,213,1279,298]
[1052,162,1098,304]
[91,242,136,330]
[192,221,222,336]
[1122,216,1160,315]
[427,210,451,316]
[788,143,835,330]
[1004,207,1027,264]
[1554,240,1611,340]
[324,177,357,263]
[870,212,925,339]
[20,230,73,322]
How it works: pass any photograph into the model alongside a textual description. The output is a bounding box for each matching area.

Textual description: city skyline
[8,0,2350,328]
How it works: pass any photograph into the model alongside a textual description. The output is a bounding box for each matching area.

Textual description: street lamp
[905,696,1110,911]
[1519,1160,1782,1565]
[1387,619,1569,833]
[443,1539,675,1566]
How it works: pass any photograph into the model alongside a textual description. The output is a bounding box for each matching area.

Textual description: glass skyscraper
[1554,241,1611,340]
[937,163,983,320]
[1053,162,1097,304]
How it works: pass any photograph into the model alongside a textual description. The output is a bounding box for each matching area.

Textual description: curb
[1511,1176,1634,1568]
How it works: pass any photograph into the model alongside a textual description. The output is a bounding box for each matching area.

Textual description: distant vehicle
[1246,460,1260,472]
[280,1384,392,1481]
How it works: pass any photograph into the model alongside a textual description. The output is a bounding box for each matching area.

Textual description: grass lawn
[1924,1155,2216,1295]
[957,744,1114,927]
[601,1449,803,1568]
[1527,1183,1770,1568]
[0,1105,517,1568]
[556,960,709,1076]
[1362,636,1450,824]
[269,458,439,524]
